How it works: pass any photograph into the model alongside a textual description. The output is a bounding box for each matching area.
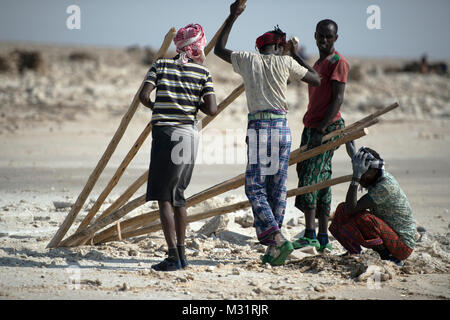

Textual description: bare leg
[158,201,176,248]
[304,208,316,232]
[173,206,187,245]
[317,209,329,235]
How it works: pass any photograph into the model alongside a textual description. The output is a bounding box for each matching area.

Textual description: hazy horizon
[1,0,449,60]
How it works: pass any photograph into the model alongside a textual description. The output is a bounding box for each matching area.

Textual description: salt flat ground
[0,111,449,300]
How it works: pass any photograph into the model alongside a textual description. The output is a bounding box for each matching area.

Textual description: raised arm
[289,41,321,87]
[344,151,373,215]
[214,0,246,64]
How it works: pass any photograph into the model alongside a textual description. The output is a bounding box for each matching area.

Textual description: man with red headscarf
[139,23,217,271]
[214,0,321,266]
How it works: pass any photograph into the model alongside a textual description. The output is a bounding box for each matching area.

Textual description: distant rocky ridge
[0,42,449,134]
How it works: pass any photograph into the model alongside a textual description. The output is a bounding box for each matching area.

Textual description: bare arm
[289,43,320,87]
[316,80,345,133]
[198,94,217,116]
[344,183,373,216]
[214,0,246,64]
[139,82,155,109]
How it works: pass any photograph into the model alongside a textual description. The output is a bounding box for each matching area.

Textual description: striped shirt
[144,57,215,125]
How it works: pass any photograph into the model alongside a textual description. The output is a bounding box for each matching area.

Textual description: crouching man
[329,145,415,265]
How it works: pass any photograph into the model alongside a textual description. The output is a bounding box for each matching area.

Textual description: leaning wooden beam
[91,127,369,244]
[76,122,153,233]
[288,118,379,163]
[59,195,147,247]
[344,102,398,132]
[47,27,177,248]
[200,83,245,128]
[76,171,149,246]
[203,0,247,56]
[112,174,353,241]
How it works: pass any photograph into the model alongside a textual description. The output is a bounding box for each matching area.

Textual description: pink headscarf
[173,23,207,65]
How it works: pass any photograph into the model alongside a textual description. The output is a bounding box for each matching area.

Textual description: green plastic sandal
[270,241,294,266]
[318,242,333,252]
[261,253,273,265]
[292,237,320,250]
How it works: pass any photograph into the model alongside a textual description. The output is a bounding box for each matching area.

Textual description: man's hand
[352,151,370,179]
[307,128,323,150]
[230,0,246,18]
[288,37,300,56]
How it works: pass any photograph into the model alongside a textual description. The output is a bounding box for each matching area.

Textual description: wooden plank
[59,195,147,247]
[76,122,153,233]
[114,175,353,241]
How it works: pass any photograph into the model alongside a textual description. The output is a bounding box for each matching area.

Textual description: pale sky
[1,0,449,60]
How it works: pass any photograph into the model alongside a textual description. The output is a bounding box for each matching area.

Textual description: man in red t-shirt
[293,19,350,252]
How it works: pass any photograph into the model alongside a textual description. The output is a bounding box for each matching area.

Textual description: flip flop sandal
[292,237,320,250]
[270,241,294,266]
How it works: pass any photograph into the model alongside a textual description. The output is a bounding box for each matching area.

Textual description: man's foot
[384,255,404,267]
[292,237,320,250]
[339,251,351,257]
[151,257,181,271]
[318,242,333,252]
[177,245,189,269]
[261,241,294,266]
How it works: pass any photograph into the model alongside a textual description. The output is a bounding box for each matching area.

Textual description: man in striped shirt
[139,24,217,271]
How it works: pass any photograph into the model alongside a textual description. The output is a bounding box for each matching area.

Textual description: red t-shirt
[303,51,349,128]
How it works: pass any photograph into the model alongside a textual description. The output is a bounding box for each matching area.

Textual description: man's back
[144,58,214,125]
[231,52,307,113]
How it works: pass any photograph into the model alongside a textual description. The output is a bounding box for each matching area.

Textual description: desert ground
[0,42,449,300]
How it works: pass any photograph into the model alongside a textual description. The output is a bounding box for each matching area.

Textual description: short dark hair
[316,19,338,33]
[268,25,286,38]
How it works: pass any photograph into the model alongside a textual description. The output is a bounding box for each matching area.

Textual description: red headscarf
[256,31,286,51]
[173,23,207,65]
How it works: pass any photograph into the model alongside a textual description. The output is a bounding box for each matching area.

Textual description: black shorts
[146,124,199,207]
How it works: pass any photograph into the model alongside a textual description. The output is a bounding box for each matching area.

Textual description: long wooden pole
[76,122,153,232]
[46,28,177,248]
[87,127,369,245]
[112,175,353,242]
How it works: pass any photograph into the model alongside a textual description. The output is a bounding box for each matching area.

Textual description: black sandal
[151,257,181,271]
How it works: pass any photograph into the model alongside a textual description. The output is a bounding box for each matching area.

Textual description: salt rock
[198,215,230,237]
[314,285,326,292]
[235,213,253,228]
[289,250,312,260]
[298,246,318,255]
[232,267,241,275]
[287,217,301,227]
